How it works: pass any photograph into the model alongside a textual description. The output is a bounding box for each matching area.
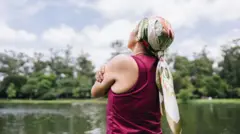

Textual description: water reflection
[0,103,106,134]
[0,103,239,134]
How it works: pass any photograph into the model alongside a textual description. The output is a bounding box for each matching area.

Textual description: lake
[0,102,239,134]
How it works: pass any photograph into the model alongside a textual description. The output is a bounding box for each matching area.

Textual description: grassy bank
[0,98,107,104]
[184,99,240,104]
[0,99,239,105]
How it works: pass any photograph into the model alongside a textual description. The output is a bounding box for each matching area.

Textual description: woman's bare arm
[91,54,131,97]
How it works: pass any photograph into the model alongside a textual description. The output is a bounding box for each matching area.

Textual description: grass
[0,98,239,105]
[0,98,107,104]
[185,99,240,104]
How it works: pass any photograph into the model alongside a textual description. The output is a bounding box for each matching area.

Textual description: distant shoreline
[0,99,239,104]
[0,99,107,104]
[180,99,240,104]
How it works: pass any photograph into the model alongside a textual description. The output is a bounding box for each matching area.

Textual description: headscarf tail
[156,56,182,134]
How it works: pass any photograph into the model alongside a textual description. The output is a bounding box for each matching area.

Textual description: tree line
[173,39,240,101]
[0,45,95,100]
[0,39,239,100]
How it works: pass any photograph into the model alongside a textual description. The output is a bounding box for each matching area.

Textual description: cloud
[0,0,46,22]
[19,1,46,18]
[42,24,81,46]
[71,0,240,29]
[0,22,37,43]
[170,28,240,62]
[170,37,207,58]
[41,19,135,68]
[215,29,240,46]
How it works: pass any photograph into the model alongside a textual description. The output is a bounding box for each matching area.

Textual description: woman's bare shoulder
[107,54,139,94]
[107,54,136,71]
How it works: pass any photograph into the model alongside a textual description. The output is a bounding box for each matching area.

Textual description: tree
[177,89,192,103]
[203,75,229,98]
[173,56,191,77]
[32,52,48,73]
[0,75,27,97]
[76,51,95,86]
[111,40,124,57]
[219,39,240,88]
[0,50,30,76]
[190,48,214,88]
[47,46,74,78]
[21,77,38,99]
[6,83,17,99]
[56,78,79,98]
[109,40,130,60]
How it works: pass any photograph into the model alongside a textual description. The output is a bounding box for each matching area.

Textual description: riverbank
[0,98,107,104]
[0,99,239,104]
[184,99,240,104]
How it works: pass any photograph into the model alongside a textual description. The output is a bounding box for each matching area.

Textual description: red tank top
[106,54,162,134]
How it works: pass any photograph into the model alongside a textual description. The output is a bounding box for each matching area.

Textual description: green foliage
[21,77,38,98]
[0,75,27,97]
[172,40,240,99]
[72,88,80,98]
[57,78,79,88]
[174,56,191,76]
[0,39,239,100]
[0,51,29,76]
[36,79,52,97]
[38,89,57,100]
[79,75,92,89]
[177,89,192,103]
[219,45,240,88]
[203,75,228,98]
[0,45,95,99]
[6,83,17,99]
[236,88,240,97]
[173,72,193,93]
[76,52,95,80]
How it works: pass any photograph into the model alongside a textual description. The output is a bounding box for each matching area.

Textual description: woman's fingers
[98,71,103,82]
[96,71,103,83]
[99,65,105,81]
[95,71,100,82]
[95,65,105,83]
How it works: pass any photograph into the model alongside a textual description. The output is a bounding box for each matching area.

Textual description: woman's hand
[95,65,105,83]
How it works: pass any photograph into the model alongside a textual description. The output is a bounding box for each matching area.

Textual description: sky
[0,0,239,69]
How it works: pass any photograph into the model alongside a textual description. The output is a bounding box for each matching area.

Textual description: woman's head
[127,16,174,57]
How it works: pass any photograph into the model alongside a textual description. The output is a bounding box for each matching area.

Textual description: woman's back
[107,54,162,134]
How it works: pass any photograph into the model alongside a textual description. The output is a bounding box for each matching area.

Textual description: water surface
[0,102,239,134]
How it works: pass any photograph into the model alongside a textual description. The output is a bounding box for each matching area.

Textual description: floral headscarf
[136,16,182,134]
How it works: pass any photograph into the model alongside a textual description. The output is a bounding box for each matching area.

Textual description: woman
[91,16,181,134]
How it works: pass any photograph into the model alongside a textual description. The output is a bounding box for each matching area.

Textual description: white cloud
[19,1,46,18]
[215,29,240,46]
[0,22,37,43]
[42,24,81,46]
[72,0,240,29]
[0,0,46,22]
[41,20,135,69]
[88,19,136,47]
[170,28,240,62]
[170,37,208,59]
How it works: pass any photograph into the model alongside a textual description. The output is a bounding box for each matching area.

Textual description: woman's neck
[132,42,146,56]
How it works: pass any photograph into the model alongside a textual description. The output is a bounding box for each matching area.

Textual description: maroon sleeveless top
[106,55,162,134]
